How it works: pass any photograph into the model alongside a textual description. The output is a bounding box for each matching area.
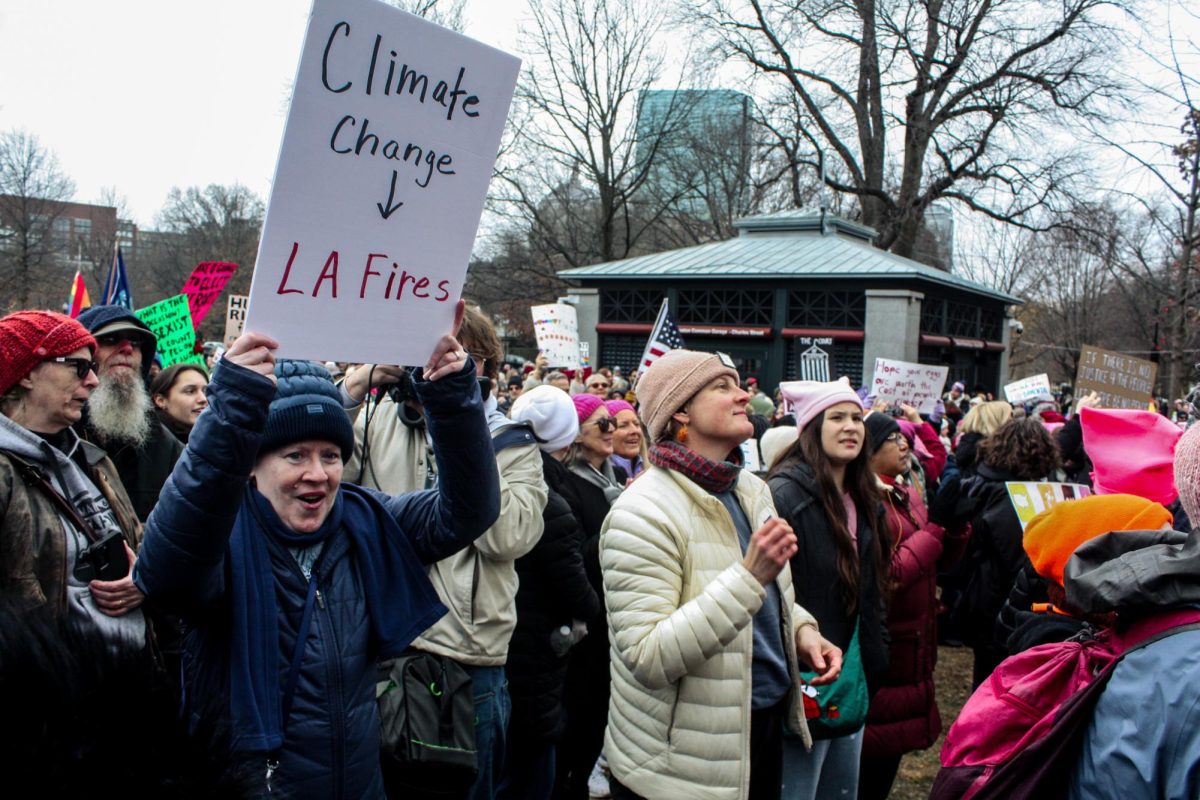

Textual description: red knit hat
[0,311,97,395]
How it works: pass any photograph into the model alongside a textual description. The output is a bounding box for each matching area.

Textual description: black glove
[928,477,981,529]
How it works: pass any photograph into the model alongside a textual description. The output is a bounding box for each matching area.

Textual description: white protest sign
[531,304,581,369]
[243,0,520,363]
[224,294,249,349]
[870,358,949,415]
[1003,373,1052,404]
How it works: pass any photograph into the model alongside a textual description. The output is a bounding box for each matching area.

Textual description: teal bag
[797,621,868,737]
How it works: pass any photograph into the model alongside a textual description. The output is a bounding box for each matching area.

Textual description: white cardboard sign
[531,303,581,369]
[870,358,949,415]
[243,0,520,364]
[1003,373,1052,404]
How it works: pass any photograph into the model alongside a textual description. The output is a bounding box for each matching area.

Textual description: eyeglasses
[884,431,907,445]
[47,356,98,380]
[589,382,610,389]
[592,416,616,432]
[96,332,146,349]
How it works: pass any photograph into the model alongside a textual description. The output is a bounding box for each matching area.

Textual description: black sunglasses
[592,416,616,432]
[48,356,98,379]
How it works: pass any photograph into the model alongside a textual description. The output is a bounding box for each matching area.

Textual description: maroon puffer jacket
[862,477,969,758]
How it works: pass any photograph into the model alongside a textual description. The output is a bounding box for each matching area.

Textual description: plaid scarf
[648,440,741,494]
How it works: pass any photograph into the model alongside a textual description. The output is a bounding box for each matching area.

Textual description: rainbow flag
[67,270,91,318]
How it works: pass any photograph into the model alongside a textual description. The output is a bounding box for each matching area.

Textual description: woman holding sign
[766,378,887,800]
[132,302,501,800]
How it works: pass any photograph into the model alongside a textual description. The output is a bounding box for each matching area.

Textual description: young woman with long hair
[767,379,887,800]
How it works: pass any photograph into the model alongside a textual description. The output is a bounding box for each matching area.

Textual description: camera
[386,367,423,407]
[73,531,129,583]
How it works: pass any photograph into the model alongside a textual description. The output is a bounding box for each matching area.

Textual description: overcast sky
[1,0,1196,237]
[0,0,523,227]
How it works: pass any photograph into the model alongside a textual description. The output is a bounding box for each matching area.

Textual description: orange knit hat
[1023,494,1172,587]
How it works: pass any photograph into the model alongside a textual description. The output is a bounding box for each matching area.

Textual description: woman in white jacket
[600,350,842,800]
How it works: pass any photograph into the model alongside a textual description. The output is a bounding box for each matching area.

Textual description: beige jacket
[601,465,814,800]
[347,391,549,664]
[413,432,547,664]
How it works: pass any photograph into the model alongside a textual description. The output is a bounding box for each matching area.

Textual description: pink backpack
[931,607,1200,800]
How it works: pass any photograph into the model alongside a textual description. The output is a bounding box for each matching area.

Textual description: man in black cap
[75,305,183,521]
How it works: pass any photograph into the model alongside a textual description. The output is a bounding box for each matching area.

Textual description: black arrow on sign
[377,170,404,219]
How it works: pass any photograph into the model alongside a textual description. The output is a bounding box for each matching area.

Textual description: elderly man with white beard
[75,306,184,522]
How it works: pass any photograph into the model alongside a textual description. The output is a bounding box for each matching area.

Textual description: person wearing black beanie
[132,303,503,800]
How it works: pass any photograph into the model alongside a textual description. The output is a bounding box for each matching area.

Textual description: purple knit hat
[572,393,606,426]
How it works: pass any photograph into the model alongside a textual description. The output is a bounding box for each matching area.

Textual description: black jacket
[768,461,889,696]
[80,415,183,522]
[507,453,602,743]
[995,560,1085,655]
[943,463,1028,654]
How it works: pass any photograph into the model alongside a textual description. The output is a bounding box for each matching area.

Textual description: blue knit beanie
[77,305,158,374]
[259,360,355,462]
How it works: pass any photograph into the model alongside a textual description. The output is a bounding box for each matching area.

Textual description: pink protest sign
[181,261,238,329]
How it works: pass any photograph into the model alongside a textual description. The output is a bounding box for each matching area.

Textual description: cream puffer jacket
[601,464,815,800]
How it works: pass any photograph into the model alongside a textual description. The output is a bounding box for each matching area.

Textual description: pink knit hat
[572,393,606,426]
[1080,406,1182,506]
[1174,423,1200,523]
[605,399,635,417]
[779,377,863,430]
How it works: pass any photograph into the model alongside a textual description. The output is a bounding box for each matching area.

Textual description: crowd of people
[2,300,1199,800]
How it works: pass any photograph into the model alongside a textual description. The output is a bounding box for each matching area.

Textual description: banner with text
[1074,345,1157,410]
[243,0,520,363]
[870,358,948,415]
[1003,373,1052,404]
[1006,482,1093,530]
[224,294,249,349]
[181,261,238,329]
[137,295,206,368]
[531,303,581,370]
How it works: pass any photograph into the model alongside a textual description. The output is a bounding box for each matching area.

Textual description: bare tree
[0,129,76,310]
[385,0,465,30]
[493,0,702,275]
[694,0,1129,259]
[145,184,264,341]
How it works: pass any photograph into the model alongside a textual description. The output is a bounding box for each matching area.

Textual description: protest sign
[1006,482,1093,530]
[224,294,249,349]
[181,261,238,329]
[531,304,581,369]
[243,0,520,364]
[870,358,949,415]
[1075,345,1157,410]
[1003,373,1052,404]
[137,295,205,368]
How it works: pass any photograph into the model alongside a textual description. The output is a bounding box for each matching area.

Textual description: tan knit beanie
[636,349,740,441]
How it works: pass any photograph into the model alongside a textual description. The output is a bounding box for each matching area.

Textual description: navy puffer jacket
[134,358,500,799]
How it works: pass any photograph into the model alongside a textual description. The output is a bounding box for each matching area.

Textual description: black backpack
[378,651,477,797]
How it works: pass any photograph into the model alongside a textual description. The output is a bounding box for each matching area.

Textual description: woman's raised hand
[424,299,471,382]
[742,517,798,586]
[224,332,279,384]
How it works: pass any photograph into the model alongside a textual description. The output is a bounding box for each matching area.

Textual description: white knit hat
[510,385,580,452]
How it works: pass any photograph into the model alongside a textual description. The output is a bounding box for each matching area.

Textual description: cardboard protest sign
[224,294,249,349]
[136,295,206,368]
[1003,373,1052,404]
[244,0,520,363]
[1075,345,1157,410]
[181,261,238,329]
[870,358,949,415]
[531,304,581,369]
[1006,482,1093,530]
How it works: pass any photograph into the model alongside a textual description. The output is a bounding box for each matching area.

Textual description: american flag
[638,299,685,372]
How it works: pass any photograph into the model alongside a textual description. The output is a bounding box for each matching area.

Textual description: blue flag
[101,245,134,308]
